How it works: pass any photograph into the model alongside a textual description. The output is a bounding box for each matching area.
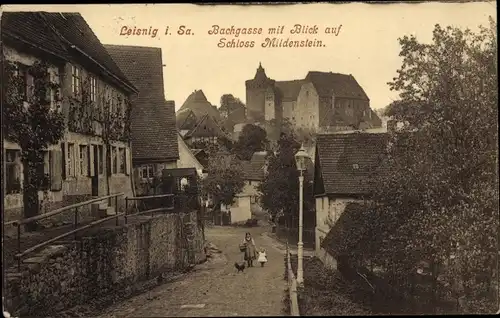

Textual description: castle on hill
[244,63,382,132]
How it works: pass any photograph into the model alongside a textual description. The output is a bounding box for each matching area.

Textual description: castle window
[306,91,309,97]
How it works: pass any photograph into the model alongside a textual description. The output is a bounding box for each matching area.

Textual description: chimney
[387,119,396,133]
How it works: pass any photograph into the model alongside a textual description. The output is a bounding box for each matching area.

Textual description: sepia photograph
[0,1,498,317]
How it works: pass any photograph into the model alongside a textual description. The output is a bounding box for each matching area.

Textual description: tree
[258,131,314,228]
[219,94,245,119]
[233,124,269,160]
[341,18,498,314]
[3,61,65,230]
[202,154,244,210]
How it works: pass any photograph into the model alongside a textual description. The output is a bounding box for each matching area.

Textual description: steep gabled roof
[105,44,179,161]
[179,89,221,121]
[241,151,267,181]
[185,114,227,139]
[320,202,372,257]
[1,12,69,61]
[315,132,388,195]
[1,12,137,94]
[275,80,305,102]
[176,108,198,131]
[305,71,369,100]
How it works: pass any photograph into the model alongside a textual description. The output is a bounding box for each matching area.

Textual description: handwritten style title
[119,24,343,48]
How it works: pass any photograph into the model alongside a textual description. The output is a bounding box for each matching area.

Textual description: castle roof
[275,80,305,102]
[305,71,369,100]
[2,11,137,94]
[105,44,179,161]
[179,89,221,121]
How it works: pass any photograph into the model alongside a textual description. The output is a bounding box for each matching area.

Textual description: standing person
[242,232,257,267]
[257,248,268,267]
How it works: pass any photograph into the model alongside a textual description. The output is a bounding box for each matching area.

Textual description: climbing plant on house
[2,60,65,229]
[71,74,132,197]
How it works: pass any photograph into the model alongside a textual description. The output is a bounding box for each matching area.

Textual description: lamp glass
[294,147,309,172]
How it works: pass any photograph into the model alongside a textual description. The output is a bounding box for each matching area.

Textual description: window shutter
[50,150,62,191]
[106,145,112,176]
[75,144,80,176]
[88,145,95,177]
[61,142,67,180]
[125,147,131,175]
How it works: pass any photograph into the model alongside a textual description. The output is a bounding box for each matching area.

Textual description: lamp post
[294,144,310,286]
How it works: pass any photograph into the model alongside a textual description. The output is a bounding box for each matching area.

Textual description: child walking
[257,248,268,267]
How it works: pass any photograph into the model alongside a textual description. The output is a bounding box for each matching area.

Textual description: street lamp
[294,144,310,285]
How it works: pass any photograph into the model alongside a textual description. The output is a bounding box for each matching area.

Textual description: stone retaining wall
[5,210,206,316]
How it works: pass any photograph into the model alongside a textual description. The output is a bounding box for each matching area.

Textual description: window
[322,198,324,210]
[90,76,97,103]
[98,145,104,175]
[79,145,88,176]
[67,143,75,177]
[17,64,34,101]
[141,165,155,179]
[46,72,57,111]
[118,148,126,173]
[369,110,372,119]
[6,150,21,194]
[71,65,81,97]
[306,90,309,97]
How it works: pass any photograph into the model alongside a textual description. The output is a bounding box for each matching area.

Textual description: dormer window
[353,164,359,170]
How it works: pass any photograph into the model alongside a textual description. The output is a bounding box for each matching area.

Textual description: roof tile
[315,132,388,195]
[105,44,179,161]
[306,71,369,100]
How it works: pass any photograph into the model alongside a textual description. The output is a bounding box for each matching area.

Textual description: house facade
[313,132,387,269]
[245,63,382,131]
[105,45,179,194]
[221,151,267,223]
[176,133,205,178]
[2,12,138,223]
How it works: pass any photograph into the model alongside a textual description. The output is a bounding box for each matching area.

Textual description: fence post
[125,197,128,224]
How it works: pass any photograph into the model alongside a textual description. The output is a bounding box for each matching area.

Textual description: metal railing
[8,193,180,271]
[124,193,175,221]
[285,243,300,316]
[9,193,125,270]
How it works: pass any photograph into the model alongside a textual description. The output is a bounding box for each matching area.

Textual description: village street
[97,226,289,317]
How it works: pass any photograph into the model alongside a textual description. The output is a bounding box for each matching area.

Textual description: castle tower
[245,62,275,123]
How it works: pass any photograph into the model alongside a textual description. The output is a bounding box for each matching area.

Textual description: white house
[313,132,388,269]
[221,151,267,224]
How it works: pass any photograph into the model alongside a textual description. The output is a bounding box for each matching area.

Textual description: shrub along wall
[5,210,206,316]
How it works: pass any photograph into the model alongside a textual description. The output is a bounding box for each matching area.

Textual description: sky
[2,2,496,111]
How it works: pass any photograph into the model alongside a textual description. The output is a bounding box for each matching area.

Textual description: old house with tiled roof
[221,151,268,224]
[178,89,221,122]
[2,11,138,222]
[105,44,179,193]
[313,132,387,269]
[182,113,229,147]
[245,63,382,132]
